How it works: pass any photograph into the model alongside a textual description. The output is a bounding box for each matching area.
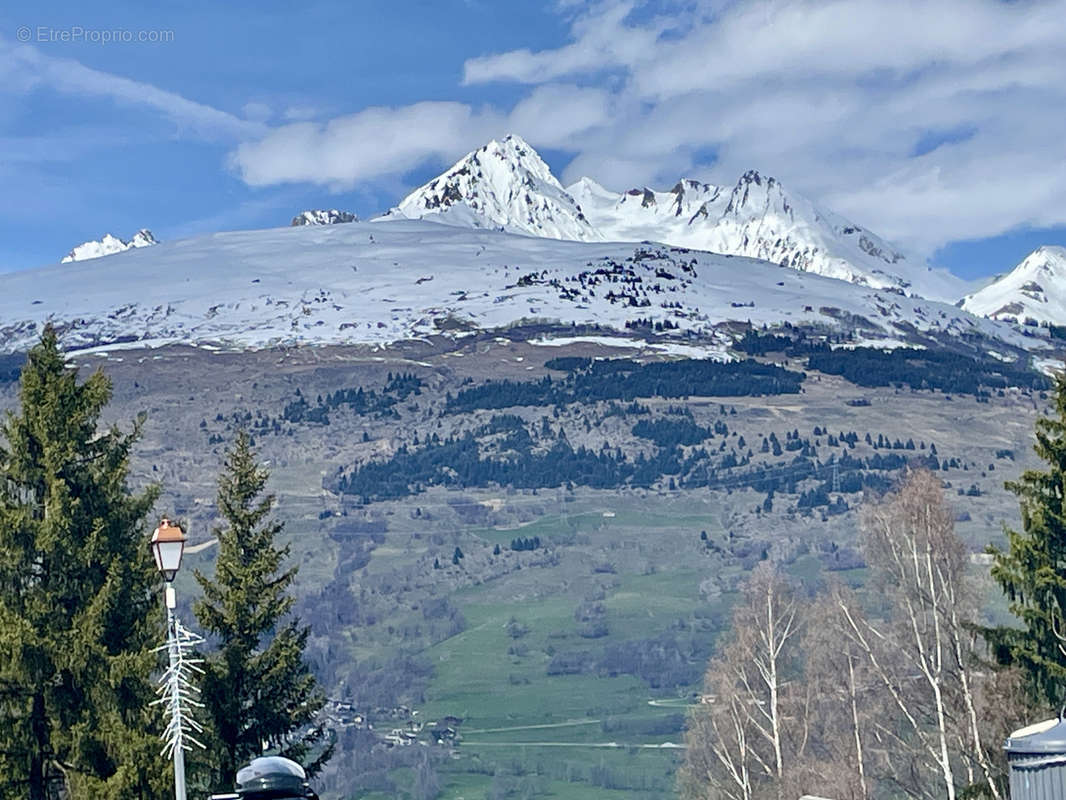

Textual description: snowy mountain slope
[62,229,158,263]
[567,177,724,237]
[0,220,1032,355]
[962,246,1066,324]
[569,170,967,302]
[376,134,965,301]
[381,135,602,241]
[291,209,358,226]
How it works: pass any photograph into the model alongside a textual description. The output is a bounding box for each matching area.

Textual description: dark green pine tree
[0,327,165,800]
[989,373,1066,706]
[195,431,331,790]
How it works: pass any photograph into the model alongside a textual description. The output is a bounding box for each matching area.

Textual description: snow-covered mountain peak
[128,229,157,248]
[62,229,158,263]
[573,168,964,301]
[962,246,1066,324]
[568,176,613,199]
[382,134,601,241]
[733,169,772,190]
[722,170,790,218]
[479,134,555,184]
[1025,245,1066,271]
[291,209,358,226]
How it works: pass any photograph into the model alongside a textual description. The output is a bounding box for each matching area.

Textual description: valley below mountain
[0,329,1048,799]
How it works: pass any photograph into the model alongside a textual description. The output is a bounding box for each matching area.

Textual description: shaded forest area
[808,346,1048,395]
[737,328,1048,396]
[332,406,961,505]
[445,357,805,413]
[282,372,424,424]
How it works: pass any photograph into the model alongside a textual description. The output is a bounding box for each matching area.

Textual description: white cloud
[628,0,1066,100]
[462,1,667,85]
[0,38,261,141]
[230,86,613,189]
[230,102,505,188]
[506,84,613,147]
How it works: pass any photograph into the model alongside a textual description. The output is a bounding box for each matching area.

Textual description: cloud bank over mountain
[229,0,1066,258]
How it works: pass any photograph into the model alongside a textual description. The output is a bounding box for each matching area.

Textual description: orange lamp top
[152,517,187,544]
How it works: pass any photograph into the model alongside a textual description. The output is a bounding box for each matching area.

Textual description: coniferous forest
[0,331,330,800]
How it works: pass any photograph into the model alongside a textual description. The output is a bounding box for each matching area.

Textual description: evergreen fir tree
[989,373,1066,704]
[195,431,331,790]
[0,327,164,800]
[989,374,1066,705]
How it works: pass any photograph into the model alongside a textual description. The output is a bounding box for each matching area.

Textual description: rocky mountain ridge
[62,229,157,263]
[291,209,359,226]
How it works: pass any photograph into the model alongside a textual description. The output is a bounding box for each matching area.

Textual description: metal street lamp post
[151,518,203,800]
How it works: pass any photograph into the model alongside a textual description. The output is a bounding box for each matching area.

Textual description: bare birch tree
[682,564,805,800]
[798,588,881,800]
[685,471,1021,800]
[835,469,1003,800]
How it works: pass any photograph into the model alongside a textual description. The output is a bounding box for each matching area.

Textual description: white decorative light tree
[150,518,205,800]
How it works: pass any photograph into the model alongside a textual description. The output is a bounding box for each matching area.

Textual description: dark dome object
[235,756,313,799]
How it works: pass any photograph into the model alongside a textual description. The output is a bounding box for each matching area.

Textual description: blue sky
[2,0,1065,281]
